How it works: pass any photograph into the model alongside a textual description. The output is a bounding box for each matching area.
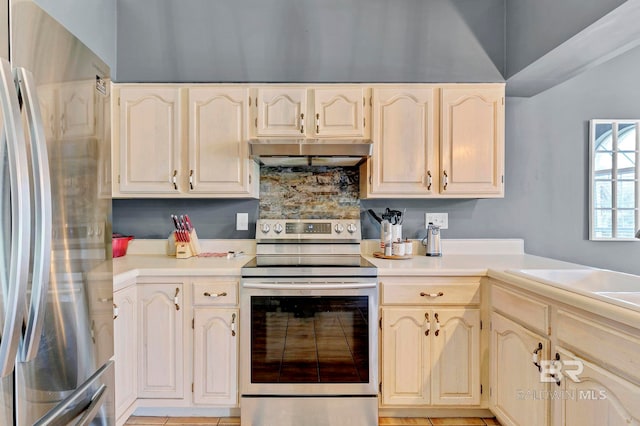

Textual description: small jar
[392,241,405,256]
[404,239,413,256]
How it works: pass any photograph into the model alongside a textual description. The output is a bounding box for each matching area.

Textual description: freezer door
[33,360,115,426]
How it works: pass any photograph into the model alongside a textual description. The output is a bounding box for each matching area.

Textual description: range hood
[249,139,372,167]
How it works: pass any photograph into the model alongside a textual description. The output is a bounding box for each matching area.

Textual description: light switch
[236,213,249,231]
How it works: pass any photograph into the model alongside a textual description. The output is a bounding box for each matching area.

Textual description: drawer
[491,284,549,335]
[557,309,640,384]
[192,280,238,306]
[381,277,480,305]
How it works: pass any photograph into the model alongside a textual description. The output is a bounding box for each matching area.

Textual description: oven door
[240,278,378,396]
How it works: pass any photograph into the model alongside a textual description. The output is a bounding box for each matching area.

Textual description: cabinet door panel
[369,87,437,197]
[118,87,181,194]
[256,88,306,137]
[556,348,640,425]
[441,86,504,195]
[138,284,184,398]
[193,308,238,406]
[381,308,430,405]
[188,87,255,195]
[114,286,137,419]
[491,312,549,426]
[431,308,480,405]
[313,88,365,137]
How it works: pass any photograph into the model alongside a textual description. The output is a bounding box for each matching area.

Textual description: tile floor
[125,416,500,425]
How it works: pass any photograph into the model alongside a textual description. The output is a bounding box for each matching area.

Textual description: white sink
[506,268,640,293]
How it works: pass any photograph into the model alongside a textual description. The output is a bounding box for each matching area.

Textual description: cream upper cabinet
[363,86,437,197]
[312,87,367,137]
[254,87,307,137]
[440,85,504,196]
[113,285,137,423]
[380,278,481,408]
[252,86,368,138]
[115,85,182,195]
[137,282,184,399]
[188,87,258,197]
[113,84,258,198]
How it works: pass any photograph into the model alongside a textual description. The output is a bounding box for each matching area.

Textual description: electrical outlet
[425,213,448,230]
[236,213,249,231]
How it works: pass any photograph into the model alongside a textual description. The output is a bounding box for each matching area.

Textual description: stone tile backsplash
[259,167,360,219]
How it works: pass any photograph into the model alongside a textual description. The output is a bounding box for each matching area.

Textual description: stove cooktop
[241,255,377,278]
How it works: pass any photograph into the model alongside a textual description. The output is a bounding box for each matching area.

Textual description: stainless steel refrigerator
[1,0,114,424]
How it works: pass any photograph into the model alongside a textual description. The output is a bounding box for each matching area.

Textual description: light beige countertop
[110,238,640,326]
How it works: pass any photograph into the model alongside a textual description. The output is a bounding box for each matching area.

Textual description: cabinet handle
[552,353,562,386]
[300,113,305,134]
[231,313,237,337]
[113,303,119,320]
[424,312,430,336]
[174,287,180,311]
[171,170,178,190]
[189,169,194,190]
[90,320,96,343]
[420,291,444,298]
[426,171,432,190]
[443,170,448,190]
[434,312,440,337]
[203,291,227,298]
[316,113,320,134]
[98,297,113,303]
[532,342,543,372]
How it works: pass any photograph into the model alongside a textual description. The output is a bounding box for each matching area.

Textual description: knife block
[174,229,201,259]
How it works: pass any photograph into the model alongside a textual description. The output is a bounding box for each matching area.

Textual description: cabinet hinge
[255,117,257,128]
[502,97,505,106]
[117,97,120,106]
[501,175,504,184]
[249,174,252,184]
[363,97,365,107]
[379,382,382,394]
[490,387,492,397]
[548,326,552,335]
[480,384,483,394]
[192,383,194,393]
[480,320,483,330]
[379,317,382,329]
[363,117,366,128]
[249,96,251,106]
[489,321,492,331]
[117,174,120,184]
[369,97,372,107]
[192,318,194,329]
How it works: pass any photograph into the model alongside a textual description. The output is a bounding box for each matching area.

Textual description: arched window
[590,119,640,240]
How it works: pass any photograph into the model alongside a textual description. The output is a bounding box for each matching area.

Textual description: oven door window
[250,296,369,384]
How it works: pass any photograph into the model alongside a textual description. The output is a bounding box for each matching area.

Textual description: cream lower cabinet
[191,278,239,406]
[113,284,137,423]
[490,312,549,426]
[380,277,481,407]
[137,282,185,399]
[381,307,480,406]
[112,84,257,198]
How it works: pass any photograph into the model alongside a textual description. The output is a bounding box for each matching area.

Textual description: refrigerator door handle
[0,57,31,378]
[15,67,53,362]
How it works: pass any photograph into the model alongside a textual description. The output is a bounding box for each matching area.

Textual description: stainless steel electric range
[240,219,378,426]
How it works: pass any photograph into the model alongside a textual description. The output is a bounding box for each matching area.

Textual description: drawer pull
[231,313,237,337]
[532,342,543,372]
[420,291,444,298]
[434,312,440,337]
[113,303,119,320]
[424,312,430,336]
[203,291,228,298]
[552,353,562,386]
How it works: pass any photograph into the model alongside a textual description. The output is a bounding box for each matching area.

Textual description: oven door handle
[242,282,377,290]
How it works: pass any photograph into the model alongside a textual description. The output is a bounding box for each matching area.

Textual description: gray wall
[34,0,116,68]
[115,0,505,83]
[505,0,625,77]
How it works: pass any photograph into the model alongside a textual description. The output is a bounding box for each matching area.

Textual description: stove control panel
[256,219,360,240]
